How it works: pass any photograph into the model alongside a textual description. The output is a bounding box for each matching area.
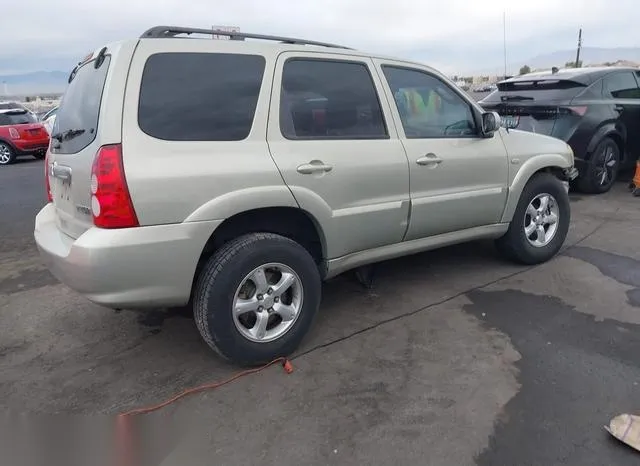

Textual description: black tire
[0,142,16,166]
[496,173,570,265]
[193,232,321,366]
[575,137,620,194]
[33,152,46,160]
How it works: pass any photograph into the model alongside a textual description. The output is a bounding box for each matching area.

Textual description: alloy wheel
[232,262,304,343]
[0,144,12,164]
[523,193,560,247]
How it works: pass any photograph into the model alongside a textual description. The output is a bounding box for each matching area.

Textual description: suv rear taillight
[44,151,53,203]
[90,144,139,229]
[9,128,20,139]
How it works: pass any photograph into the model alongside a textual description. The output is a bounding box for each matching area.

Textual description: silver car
[35,26,578,365]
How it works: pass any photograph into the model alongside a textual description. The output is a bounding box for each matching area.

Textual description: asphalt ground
[1,156,639,466]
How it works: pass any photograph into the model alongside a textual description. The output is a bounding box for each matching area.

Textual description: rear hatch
[48,50,113,239]
[480,76,588,139]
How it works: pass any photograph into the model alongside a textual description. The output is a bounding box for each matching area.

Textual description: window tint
[139,53,265,141]
[382,66,477,138]
[0,102,23,110]
[0,110,36,126]
[280,59,387,139]
[52,56,110,154]
[603,72,640,99]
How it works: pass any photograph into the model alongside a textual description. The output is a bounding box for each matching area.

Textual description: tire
[496,173,570,265]
[0,142,16,165]
[33,152,46,160]
[575,137,620,194]
[193,232,321,366]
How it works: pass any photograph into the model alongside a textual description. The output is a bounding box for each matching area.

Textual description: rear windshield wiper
[500,95,534,102]
[51,129,86,142]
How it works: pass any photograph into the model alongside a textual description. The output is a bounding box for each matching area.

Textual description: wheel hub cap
[232,263,304,343]
[523,193,560,248]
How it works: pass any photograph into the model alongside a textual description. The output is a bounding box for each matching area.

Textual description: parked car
[35,26,578,365]
[0,108,50,165]
[0,101,37,120]
[479,67,640,193]
[40,106,59,135]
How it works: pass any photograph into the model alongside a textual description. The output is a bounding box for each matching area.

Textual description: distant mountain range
[0,71,68,97]
[2,46,639,96]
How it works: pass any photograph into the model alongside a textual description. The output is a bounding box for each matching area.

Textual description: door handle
[50,162,72,182]
[416,153,443,166]
[296,160,333,174]
[614,105,624,113]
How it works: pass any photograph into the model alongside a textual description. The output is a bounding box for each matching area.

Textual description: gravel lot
[1,157,639,465]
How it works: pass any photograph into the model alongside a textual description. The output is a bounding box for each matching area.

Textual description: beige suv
[35,26,578,365]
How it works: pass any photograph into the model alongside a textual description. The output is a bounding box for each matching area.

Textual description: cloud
[2,0,639,75]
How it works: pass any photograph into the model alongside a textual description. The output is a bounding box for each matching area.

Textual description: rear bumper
[34,203,222,309]
[13,139,49,155]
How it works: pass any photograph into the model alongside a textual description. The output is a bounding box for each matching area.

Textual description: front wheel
[193,233,321,366]
[496,173,570,265]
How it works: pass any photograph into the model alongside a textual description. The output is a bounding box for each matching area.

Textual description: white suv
[35,26,578,365]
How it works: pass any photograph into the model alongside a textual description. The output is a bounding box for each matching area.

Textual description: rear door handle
[50,162,72,182]
[416,154,443,166]
[296,160,333,174]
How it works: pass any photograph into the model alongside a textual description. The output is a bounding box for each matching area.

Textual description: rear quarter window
[52,56,111,154]
[603,71,640,99]
[0,111,36,125]
[138,53,266,141]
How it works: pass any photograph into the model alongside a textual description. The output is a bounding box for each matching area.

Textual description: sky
[2,0,639,76]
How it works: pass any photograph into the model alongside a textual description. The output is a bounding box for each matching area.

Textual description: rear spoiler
[497,79,586,92]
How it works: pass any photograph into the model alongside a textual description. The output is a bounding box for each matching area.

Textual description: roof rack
[140,26,352,50]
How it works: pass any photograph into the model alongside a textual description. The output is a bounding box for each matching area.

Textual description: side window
[280,59,387,140]
[382,66,477,138]
[603,72,640,99]
[138,53,265,141]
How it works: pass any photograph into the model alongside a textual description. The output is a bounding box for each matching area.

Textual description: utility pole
[503,10,508,78]
[575,28,582,68]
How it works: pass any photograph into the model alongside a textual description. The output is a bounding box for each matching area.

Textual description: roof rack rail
[140,26,352,50]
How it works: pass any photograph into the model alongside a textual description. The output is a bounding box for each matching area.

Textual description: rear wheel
[496,173,570,265]
[193,233,321,366]
[0,142,15,165]
[575,137,620,194]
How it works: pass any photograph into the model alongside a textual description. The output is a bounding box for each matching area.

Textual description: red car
[0,108,50,165]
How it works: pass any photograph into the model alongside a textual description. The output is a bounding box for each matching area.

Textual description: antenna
[575,28,582,68]
[503,10,508,78]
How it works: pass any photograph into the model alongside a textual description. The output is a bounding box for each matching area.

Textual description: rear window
[0,110,36,126]
[52,56,111,154]
[0,102,23,110]
[138,53,266,141]
[482,78,586,103]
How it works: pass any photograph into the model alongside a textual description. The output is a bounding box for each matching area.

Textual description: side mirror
[482,112,501,135]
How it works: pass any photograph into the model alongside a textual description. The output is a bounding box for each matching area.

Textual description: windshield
[52,55,110,154]
[0,110,37,126]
